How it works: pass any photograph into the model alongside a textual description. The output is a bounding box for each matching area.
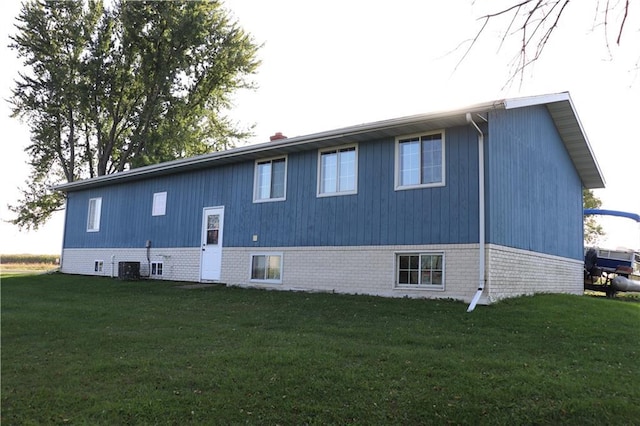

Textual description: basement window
[151,262,163,276]
[395,252,444,290]
[250,254,282,283]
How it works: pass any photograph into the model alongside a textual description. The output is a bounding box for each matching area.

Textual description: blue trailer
[583,209,640,296]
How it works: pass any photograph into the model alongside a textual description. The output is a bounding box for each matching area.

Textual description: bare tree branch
[461,0,634,85]
[453,13,491,74]
[617,0,630,45]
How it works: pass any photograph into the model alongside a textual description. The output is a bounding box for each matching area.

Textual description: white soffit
[54,92,605,191]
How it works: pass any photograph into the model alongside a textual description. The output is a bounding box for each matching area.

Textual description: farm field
[1,254,59,277]
[2,273,639,424]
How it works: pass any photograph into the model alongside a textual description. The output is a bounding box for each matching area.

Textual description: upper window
[87,197,102,232]
[396,252,444,290]
[317,145,357,196]
[395,132,445,190]
[152,192,167,216]
[254,157,287,202]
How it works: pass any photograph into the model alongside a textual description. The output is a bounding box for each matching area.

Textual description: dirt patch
[173,283,222,290]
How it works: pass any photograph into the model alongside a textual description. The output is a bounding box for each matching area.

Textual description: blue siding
[63,125,480,249]
[486,106,583,260]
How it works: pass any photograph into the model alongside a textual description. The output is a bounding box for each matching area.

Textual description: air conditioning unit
[118,261,140,280]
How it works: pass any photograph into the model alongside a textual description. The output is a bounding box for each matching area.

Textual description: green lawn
[2,274,639,425]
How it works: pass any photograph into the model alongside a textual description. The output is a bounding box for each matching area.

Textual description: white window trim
[249,252,283,284]
[253,156,288,203]
[394,130,446,191]
[151,261,164,276]
[317,144,358,197]
[94,260,104,273]
[87,197,102,232]
[394,251,445,291]
[152,191,167,216]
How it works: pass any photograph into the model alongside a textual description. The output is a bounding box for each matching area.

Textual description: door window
[206,214,220,245]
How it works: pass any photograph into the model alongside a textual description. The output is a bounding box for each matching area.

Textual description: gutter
[52,91,598,194]
[52,102,508,193]
[466,113,487,312]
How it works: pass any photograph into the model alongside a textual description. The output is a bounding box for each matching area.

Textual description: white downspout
[466,113,486,312]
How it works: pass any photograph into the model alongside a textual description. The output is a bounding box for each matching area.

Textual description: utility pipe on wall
[466,113,486,312]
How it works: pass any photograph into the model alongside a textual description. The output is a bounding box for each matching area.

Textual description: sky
[1,0,639,254]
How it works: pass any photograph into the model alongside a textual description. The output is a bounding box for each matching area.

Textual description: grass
[2,274,639,425]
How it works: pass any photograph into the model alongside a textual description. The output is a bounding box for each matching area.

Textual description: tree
[460,0,635,84]
[583,188,604,245]
[8,0,260,229]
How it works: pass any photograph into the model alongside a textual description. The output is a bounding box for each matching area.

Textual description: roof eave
[503,92,605,189]
[53,92,605,192]
[53,101,504,192]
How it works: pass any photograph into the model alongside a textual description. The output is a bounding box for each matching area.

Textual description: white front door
[201,206,224,281]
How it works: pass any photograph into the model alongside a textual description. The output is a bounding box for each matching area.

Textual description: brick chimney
[270,132,287,141]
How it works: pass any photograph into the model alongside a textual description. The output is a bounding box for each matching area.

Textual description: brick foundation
[485,244,583,302]
[222,244,479,301]
[61,247,201,282]
[60,243,583,304]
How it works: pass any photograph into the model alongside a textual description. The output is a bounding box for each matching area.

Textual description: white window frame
[395,131,445,191]
[151,261,163,276]
[87,197,102,232]
[394,251,445,291]
[152,192,167,216]
[94,260,104,273]
[253,156,288,203]
[317,144,358,197]
[249,253,283,284]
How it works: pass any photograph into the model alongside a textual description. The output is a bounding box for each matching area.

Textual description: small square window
[396,253,444,290]
[151,262,163,276]
[152,192,167,216]
[94,260,104,272]
[250,254,282,283]
[395,132,445,190]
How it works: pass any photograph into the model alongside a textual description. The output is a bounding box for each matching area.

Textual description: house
[54,92,605,307]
